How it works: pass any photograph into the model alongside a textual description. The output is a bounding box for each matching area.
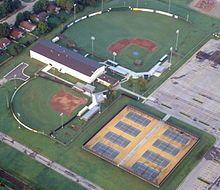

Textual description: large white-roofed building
[30,40,105,84]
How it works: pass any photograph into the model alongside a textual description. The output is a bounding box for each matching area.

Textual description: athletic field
[12,77,88,134]
[63,10,205,72]
[84,106,198,187]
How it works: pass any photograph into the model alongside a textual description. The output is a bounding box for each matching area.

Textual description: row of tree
[0,0,22,19]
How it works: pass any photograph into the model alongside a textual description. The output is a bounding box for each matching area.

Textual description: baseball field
[12,77,88,134]
[0,0,219,189]
[62,9,209,72]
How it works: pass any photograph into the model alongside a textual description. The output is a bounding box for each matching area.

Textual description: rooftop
[0,37,11,49]
[31,40,103,77]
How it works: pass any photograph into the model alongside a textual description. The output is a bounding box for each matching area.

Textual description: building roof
[98,74,119,86]
[0,37,11,49]
[31,40,103,77]
[47,3,60,12]
[10,28,24,39]
[31,11,48,22]
[20,21,36,31]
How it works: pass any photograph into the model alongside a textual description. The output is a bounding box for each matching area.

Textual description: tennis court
[84,106,198,187]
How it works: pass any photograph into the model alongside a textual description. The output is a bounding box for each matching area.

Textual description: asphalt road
[0,1,36,25]
[0,131,103,190]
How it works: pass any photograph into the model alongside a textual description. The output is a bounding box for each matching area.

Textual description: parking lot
[146,39,220,145]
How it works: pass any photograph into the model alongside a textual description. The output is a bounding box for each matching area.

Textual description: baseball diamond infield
[50,90,88,116]
[108,38,157,54]
[61,10,209,72]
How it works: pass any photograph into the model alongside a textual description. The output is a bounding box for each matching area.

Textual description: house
[0,37,11,50]
[9,28,24,40]
[97,74,119,87]
[30,40,106,84]
[30,12,48,22]
[47,3,60,14]
[19,21,36,32]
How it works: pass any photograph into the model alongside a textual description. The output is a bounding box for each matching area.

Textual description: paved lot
[0,131,103,190]
[178,157,220,190]
[3,63,30,81]
[146,39,220,146]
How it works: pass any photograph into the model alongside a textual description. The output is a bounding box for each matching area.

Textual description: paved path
[0,131,103,190]
[3,63,30,81]
[0,1,36,25]
[116,85,147,102]
[119,120,163,166]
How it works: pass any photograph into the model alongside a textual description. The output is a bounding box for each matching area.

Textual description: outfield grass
[12,77,88,134]
[62,10,201,72]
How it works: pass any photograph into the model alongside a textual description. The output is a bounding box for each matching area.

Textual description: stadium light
[101,0,104,11]
[91,36,96,56]
[168,0,171,12]
[17,113,21,129]
[169,47,173,64]
[113,52,117,62]
[60,113,64,128]
[175,29,179,51]
[74,4,77,21]
[14,74,17,89]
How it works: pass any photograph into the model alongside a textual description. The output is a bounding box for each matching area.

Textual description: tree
[0,23,10,38]
[65,0,73,12]
[15,12,24,26]
[127,77,133,88]
[23,11,31,20]
[33,0,48,14]
[138,77,148,92]
[0,6,7,19]
[37,21,48,34]
[56,0,66,8]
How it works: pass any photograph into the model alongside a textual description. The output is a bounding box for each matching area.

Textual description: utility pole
[175,29,179,51]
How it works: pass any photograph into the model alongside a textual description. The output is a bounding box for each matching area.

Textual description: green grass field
[12,77,88,134]
[62,9,207,72]
[0,143,84,190]
[0,88,215,190]
[0,0,219,189]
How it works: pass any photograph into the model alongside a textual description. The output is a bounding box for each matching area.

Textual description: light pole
[91,36,95,56]
[17,113,21,129]
[74,4,77,21]
[101,0,104,11]
[136,0,139,8]
[14,74,17,89]
[113,52,117,62]
[186,13,189,22]
[60,113,64,128]
[168,0,171,12]
[123,1,126,7]
[175,29,179,51]
[5,93,9,109]
[169,47,173,64]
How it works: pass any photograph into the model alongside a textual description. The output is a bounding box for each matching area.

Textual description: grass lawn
[18,34,37,46]
[12,77,89,134]
[0,53,11,64]
[0,88,215,190]
[0,143,84,190]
